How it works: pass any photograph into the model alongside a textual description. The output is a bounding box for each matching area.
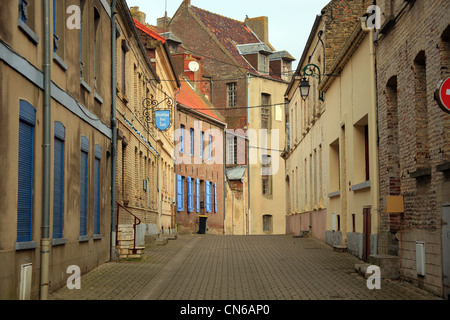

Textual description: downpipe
[111,0,118,261]
[40,0,51,300]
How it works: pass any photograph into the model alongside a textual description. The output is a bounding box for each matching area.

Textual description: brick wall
[376,0,450,297]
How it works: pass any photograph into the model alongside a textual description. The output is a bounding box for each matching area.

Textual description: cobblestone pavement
[49,235,441,301]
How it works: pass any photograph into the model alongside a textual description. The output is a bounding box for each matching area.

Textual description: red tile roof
[134,19,167,43]
[177,77,224,123]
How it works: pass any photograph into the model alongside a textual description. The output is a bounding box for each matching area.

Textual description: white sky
[125,0,331,70]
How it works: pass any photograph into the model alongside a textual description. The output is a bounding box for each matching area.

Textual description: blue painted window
[80,136,89,237]
[94,145,101,235]
[177,175,184,212]
[17,100,36,243]
[214,183,217,213]
[53,122,65,239]
[187,177,193,212]
[190,128,194,156]
[196,179,200,213]
[205,181,211,213]
[19,0,29,22]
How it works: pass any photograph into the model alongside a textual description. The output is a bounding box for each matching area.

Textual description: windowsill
[17,19,39,45]
[436,161,450,172]
[93,234,103,240]
[52,238,67,246]
[409,167,432,178]
[80,78,92,93]
[53,52,68,71]
[78,235,91,242]
[328,190,341,198]
[351,180,371,192]
[94,92,104,104]
[15,241,38,251]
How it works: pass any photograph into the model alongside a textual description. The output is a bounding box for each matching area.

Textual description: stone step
[333,245,348,253]
[369,254,400,279]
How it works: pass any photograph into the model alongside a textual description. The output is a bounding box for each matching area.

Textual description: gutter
[40,0,51,300]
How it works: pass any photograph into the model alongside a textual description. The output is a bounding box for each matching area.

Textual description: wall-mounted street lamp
[299,76,311,101]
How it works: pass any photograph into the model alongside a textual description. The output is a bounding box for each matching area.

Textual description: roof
[177,77,225,124]
[189,6,264,75]
[134,19,167,43]
[226,165,247,181]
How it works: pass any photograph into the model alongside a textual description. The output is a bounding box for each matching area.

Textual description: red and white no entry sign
[435,77,450,114]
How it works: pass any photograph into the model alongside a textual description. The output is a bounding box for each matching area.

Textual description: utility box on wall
[416,241,426,276]
[385,195,404,213]
[19,263,32,300]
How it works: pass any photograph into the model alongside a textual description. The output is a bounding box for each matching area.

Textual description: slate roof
[226,165,247,181]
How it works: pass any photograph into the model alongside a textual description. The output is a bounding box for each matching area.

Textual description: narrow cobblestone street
[49,235,440,301]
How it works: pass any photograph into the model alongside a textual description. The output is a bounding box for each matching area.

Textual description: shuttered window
[17,101,36,243]
[190,128,194,156]
[94,145,101,235]
[214,183,217,213]
[200,131,204,158]
[177,175,184,212]
[205,181,211,213]
[80,136,89,237]
[180,125,185,154]
[53,122,65,239]
[187,177,193,212]
[196,179,200,213]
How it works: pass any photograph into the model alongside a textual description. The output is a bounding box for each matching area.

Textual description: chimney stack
[245,16,269,45]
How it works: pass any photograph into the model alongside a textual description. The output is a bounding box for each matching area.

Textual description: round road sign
[435,77,450,114]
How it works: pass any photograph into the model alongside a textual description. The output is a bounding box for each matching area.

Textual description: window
[121,39,130,94]
[177,175,184,212]
[261,93,271,129]
[208,134,212,161]
[18,0,39,44]
[80,136,89,237]
[94,7,101,91]
[205,181,211,213]
[17,101,36,244]
[94,145,101,235]
[330,139,340,192]
[196,179,200,213]
[262,155,272,196]
[187,177,193,213]
[80,0,89,80]
[259,54,269,75]
[190,128,194,156]
[214,183,217,213]
[226,135,237,165]
[227,83,237,107]
[200,131,204,159]
[53,122,65,240]
[263,215,273,233]
[180,125,185,154]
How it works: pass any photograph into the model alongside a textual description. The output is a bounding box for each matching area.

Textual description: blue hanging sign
[154,109,171,131]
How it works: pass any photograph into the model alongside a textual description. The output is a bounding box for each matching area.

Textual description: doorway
[363,207,371,262]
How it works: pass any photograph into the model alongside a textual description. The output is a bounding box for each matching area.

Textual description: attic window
[259,54,269,75]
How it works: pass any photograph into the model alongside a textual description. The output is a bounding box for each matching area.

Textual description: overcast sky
[125,0,331,70]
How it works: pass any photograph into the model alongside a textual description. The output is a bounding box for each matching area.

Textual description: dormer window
[259,53,269,75]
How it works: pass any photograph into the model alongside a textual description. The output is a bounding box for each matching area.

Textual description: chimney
[130,7,146,25]
[245,16,269,44]
[185,0,191,5]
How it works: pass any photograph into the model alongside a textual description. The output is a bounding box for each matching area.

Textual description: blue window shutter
[80,137,89,236]
[187,177,193,212]
[53,124,65,239]
[94,145,101,235]
[17,101,36,243]
[177,175,183,212]
[206,181,211,213]
[214,183,217,213]
[196,179,200,213]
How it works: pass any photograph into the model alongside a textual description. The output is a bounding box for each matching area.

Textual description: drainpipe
[361,17,380,248]
[110,0,117,261]
[246,73,251,235]
[173,87,181,232]
[40,0,51,301]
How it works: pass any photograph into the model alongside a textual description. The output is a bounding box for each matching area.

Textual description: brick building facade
[376,0,450,298]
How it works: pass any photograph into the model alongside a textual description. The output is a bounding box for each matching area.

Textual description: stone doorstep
[333,245,348,253]
[156,237,168,246]
[369,254,400,280]
[355,263,372,279]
